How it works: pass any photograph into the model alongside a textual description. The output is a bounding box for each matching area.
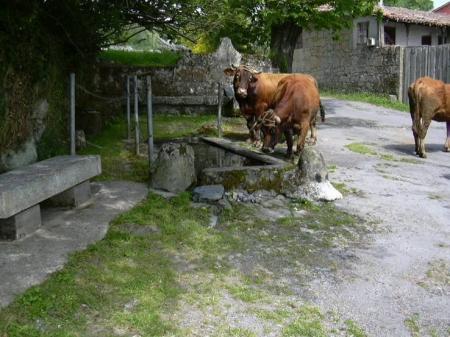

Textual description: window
[422,35,432,45]
[357,22,369,45]
[384,26,396,45]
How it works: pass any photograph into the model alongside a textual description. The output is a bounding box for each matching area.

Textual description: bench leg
[0,205,41,240]
[49,181,92,208]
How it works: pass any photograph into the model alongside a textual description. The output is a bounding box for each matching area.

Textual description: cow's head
[224,65,261,99]
[258,110,282,153]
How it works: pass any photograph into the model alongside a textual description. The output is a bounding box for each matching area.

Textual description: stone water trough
[151,137,342,202]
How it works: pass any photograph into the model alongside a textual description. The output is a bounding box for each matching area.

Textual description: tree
[383,0,433,11]
[189,0,378,71]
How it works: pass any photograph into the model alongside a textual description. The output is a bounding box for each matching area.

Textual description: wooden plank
[403,48,411,103]
[430,46,436,79]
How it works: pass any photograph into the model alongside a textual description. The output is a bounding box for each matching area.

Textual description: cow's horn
[274,115,281,124]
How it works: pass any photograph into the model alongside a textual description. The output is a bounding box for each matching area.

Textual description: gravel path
[312,98,450,337]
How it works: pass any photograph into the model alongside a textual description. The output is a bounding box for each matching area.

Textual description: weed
[405,314,421,337]
[345,319,367,337]
[282,306,327,337]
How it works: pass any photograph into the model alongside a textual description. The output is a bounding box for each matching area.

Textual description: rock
[209,215,219,228]
[298,147,328,183]
[0,140,37,173]
[212,37,242,81]
[192,185,225,202]
[286,181,343,202]
[282,147,343,201]
[31,99,49,141]
[150,142,196,193]
[76,130,87,149]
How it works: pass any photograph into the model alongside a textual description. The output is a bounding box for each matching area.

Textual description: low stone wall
[79,38,272,118]
[292,29,402,97]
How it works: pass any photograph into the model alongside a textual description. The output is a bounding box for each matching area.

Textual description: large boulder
[285,147,342,202]
[150,143,196,193]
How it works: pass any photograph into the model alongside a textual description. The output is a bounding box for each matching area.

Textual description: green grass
[322,90,409,112]
[79,115,222,182]
[345,143,378,156]
[405,314,421,337]
[345,320,367,337]
[282,306,327,337]
[98,49,183,67]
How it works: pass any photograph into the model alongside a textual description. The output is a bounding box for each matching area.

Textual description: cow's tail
[319,100,325,122]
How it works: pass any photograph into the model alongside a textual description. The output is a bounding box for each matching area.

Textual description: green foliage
[99,50,182,67]
[384,0,433,11]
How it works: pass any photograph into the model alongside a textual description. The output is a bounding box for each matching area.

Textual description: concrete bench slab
[0,155,101,240]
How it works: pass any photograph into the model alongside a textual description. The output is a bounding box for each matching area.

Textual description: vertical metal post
[134,75,140,155]
[126,76,131,140]
[146,76,154,168]
[217,82,223,138]
[70,73,76,155]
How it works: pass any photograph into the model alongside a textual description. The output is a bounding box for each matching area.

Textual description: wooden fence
[401,44,450,103]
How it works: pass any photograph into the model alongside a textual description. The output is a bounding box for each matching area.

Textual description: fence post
[217,82,223,138]
[146,76,154,168]
[70,73,76,155]
[126,76,131,140]
[134,75,140,155]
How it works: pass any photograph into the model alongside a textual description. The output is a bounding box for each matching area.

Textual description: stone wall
[292,29,402,97]
[79,38,272,118]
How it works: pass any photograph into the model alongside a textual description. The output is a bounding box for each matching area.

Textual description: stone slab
[0,205,41,241]
[0,155,101,219]
[192,185,225,202]
[49,181,92,208]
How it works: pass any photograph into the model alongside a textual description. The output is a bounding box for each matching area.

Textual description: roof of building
[380,5,450,26]
[432,1,450,13]
[318,4,450,27]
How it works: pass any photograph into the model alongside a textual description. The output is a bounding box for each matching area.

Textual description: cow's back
[410,77,448,121]
[273,75,320,122]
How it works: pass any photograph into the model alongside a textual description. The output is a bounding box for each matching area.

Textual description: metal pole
[70,73,76,155]
[126,76,131,140]
[134,75,140,155]
[146,76,154,168]
[217,82,223,138]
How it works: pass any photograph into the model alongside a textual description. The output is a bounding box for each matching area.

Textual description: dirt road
[313,98,450,336]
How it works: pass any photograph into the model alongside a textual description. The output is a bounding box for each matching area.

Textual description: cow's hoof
[262,147,274,154]
[443,146,449,153]
[419,153,427,158]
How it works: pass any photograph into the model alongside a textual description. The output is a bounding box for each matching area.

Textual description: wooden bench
[0,155,101,240]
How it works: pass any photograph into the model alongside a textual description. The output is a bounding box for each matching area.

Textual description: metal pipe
[146,75,154,168]
[126,76,131,140]
[134,75,140,155]
[70,73,76,155]
[217,82,223,138]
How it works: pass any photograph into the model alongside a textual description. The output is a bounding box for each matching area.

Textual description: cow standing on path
[223,65,325,146]
[408,77,450,158]
[260,74,322,158]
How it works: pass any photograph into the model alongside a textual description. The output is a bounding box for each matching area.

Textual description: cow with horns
[408,76,450,158]
[223,65,325,146]
[259,74,323,158]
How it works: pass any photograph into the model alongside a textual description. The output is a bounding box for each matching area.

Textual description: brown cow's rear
[408,77,450,158]
[261,74,321,157]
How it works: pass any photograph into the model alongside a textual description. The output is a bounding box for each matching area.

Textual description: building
[292,5,450,101]
[433,1,450,15]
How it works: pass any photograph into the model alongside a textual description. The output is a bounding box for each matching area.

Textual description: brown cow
[223,65,325,145]
[260,74,321,158]
[408,77,450,158]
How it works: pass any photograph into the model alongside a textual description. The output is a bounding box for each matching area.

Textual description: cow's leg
[409,103,419,155]
[284,128,294,158]
[444,122,450,152]
[308,118,317,145]
[294,121,310,155]
[246,116,261,147]
[417,118,431,158]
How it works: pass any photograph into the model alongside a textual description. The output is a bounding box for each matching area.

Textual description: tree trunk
[270,21,302,73]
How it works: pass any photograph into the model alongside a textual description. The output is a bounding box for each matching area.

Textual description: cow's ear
[250,75,258,83]
[224,68,236,76]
